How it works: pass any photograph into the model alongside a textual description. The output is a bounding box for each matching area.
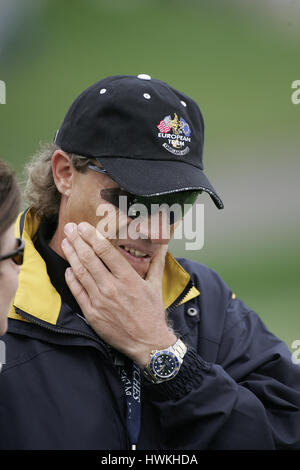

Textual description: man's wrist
[143,348,211,399]
[133,331,178,369]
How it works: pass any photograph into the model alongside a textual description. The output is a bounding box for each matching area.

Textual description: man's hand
[61,222,176,368]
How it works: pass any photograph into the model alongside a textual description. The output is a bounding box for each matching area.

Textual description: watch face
[151,352,180,379]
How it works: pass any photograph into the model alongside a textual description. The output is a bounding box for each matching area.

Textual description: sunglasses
[88,163,200,224]
[0,238,25,266]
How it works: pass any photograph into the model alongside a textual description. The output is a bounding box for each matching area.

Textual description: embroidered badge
[157,113,191,156]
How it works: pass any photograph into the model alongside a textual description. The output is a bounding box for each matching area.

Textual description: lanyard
[120,362,142,450]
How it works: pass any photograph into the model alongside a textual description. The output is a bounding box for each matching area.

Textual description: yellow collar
[9,209,200,325]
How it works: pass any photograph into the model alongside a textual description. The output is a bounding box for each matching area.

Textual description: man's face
[61,163,175,279]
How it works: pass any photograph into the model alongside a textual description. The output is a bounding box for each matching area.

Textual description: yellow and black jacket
[0,208,300,449]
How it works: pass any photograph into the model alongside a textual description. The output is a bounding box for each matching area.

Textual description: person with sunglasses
[1,75,299,451]
[0,160,22,336]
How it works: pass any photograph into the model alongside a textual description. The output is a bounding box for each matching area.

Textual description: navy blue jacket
[0,209,300,450]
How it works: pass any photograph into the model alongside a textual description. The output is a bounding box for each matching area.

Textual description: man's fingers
[64,222,167,285]
[61,237,101,299]
[64,222,115,284]
[65,267,92,314]
[77,222,138,279]
[145,244,168,284]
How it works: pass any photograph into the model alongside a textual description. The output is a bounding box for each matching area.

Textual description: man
[1,74,300,450]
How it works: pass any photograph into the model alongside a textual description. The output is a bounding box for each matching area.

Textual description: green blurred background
[0,0,299,349]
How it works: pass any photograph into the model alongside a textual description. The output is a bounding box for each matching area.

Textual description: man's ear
[51,150,74,196]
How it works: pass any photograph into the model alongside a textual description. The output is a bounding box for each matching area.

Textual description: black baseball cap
[54,74,224,209]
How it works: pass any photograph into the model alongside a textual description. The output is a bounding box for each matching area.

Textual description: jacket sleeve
[144,297,300,450]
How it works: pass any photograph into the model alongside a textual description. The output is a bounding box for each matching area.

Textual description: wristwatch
[142,338,188,384]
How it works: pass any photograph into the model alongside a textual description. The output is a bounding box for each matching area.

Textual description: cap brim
[96,157,224,209]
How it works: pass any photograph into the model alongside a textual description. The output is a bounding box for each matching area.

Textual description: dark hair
[0,160,21,242]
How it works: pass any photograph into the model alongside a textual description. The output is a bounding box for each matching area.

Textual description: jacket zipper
[166,278,194,314]
[14,306,114,360]
[15,278,195,345]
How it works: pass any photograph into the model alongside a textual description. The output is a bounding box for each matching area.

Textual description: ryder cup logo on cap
[157,113,192,156]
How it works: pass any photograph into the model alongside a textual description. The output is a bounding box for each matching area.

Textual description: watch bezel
[149,350,181,380]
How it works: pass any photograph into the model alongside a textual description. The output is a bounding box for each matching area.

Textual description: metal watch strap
[170,338,187,360]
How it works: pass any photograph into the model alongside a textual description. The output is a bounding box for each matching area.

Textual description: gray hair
[24,143,92,219]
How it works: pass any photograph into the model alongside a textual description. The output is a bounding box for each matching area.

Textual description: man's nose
[136,210,171,244]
